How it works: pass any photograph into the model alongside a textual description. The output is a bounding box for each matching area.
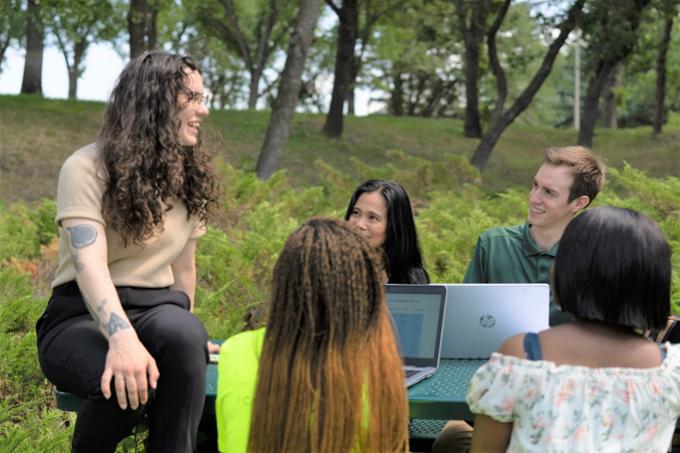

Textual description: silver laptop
[441,284,549,359]
[385,284,447,387]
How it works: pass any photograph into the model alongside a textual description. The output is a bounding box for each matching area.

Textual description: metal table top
[205,359,486,419]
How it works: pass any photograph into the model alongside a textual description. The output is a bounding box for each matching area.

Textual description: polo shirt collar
[522,222,559,257]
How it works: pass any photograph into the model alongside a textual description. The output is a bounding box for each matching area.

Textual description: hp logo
[479,314,495,328]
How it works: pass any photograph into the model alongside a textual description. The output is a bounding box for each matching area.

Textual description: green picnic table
[56,357,485,451]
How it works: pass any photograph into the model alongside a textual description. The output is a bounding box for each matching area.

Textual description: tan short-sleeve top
[52,143,206,288]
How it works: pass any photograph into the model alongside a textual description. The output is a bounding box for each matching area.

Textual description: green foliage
[0,203,42,260]
[0,401,73,452]
[3,156,680,448]
[0,199,57,260]
[0,0,25,74]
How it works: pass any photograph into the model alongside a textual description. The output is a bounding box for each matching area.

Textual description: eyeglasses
[184,90,211,107]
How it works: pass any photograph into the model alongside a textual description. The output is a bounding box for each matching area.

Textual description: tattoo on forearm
[96,299,108,316]
[83,295,99,324]
[67,224,97,249]
[106,312,130,337]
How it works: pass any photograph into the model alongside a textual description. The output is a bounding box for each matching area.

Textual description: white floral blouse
[467,343,680,452]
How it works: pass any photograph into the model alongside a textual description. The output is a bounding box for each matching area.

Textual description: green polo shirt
[463,223,570,325]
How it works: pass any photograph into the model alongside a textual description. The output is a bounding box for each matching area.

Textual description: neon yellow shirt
[216,328,377,452]
[215,328,265,453]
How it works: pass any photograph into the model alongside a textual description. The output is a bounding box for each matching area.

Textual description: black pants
[37,282,209,453]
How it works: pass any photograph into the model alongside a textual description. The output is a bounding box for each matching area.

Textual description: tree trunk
[67,41,88,99]
[347,87,355,114]
[578,62,615,148]
[601,61,623,128]
[578,0,651,147]
[247,70,262,109]
[67,67,78,99]
[654,15,673,135]
[205,0,279,110]
[21,0,44,95]
[470,121,506,173]
[256,0,321,180]
[408,73,427,116]
[456,0,487,138]
[129,0,147,58]
[390,69,403,116]
[0,36,11,72]
[147,0,158,50]
[420,79,444,118]
[470,0,585,171]
[322,0,359,138]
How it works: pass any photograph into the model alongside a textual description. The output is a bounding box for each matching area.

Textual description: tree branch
[218,0,254,70]
[486,0,510,121]
[504,0,585,122]
[325,0,341,16]
[254,0,278,76]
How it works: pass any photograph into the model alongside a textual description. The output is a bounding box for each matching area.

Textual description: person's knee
[149,310,208,369]
[432,420,474,453]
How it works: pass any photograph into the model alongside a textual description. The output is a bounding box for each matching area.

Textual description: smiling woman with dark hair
[464,206,680,452]
[35,51,219,452]
[345,179,429,284]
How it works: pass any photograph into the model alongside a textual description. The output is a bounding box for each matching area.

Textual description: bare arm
[470,414,512,452]
[169,237,219,353]
[469,334,522,452]
[62,218,159,410]
[170,238,197,311]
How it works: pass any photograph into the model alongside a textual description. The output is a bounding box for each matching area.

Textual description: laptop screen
[385,284,447,367]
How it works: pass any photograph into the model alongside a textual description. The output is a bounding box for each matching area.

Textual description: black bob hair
[554,206,670,330]
[344,180,429,284]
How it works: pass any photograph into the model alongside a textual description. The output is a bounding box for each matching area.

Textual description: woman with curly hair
[216,218,409,452]
[36,51,219,452]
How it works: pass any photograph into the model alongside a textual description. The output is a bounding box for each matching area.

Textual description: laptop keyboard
[405,369,419,378]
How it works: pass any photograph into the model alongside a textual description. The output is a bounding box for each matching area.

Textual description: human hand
[207,340,221,353]
[101,329,160,410]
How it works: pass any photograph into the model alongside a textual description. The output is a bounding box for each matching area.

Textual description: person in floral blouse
[466,206,680,452]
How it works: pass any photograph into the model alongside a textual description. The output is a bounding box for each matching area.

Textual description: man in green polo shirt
[431,146,606,453]
[463,145,606,325]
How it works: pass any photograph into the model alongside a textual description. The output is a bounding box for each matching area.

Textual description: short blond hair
[543,146,605,206]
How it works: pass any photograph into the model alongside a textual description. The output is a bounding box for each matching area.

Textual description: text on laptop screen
[387,293,442,359]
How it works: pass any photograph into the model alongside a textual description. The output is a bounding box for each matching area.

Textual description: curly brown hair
[98,51,218,245]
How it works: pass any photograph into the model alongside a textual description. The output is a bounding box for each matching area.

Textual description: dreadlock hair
[248,217,409,452]
[98,51,218,245]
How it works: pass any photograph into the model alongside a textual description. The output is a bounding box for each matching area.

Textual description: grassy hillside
[1,94,679,205]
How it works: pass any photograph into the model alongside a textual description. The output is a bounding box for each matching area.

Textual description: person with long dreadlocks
[216,218,409,452]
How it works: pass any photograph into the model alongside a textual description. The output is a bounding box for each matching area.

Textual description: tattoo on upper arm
[106,312,130,337]
[67,224,98,249]
[72,253,84,272]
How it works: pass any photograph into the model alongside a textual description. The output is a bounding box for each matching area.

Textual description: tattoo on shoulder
[66,224,97,249]
[106,312,130,337]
